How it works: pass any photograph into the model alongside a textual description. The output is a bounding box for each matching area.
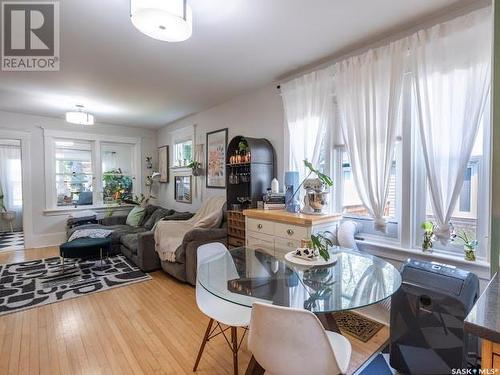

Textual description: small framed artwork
[206,128,228,189]
[174,175,192,203]
[158,145,169,183]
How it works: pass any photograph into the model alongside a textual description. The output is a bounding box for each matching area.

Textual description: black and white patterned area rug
[0,255,151,315]
[0,231,24,251]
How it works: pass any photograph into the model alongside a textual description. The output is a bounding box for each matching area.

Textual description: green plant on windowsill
[421,221,436,253]
[451,228,478,262]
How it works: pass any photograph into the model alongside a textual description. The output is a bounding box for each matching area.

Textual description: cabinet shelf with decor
[226,135,275,209]
[226,135,275,247]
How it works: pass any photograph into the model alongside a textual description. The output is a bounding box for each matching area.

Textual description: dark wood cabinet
[226,136,275,247]
[226,135,275,209]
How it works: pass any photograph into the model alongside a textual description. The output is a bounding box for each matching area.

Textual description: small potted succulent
[450,228,477,262]
[421,221,436,253]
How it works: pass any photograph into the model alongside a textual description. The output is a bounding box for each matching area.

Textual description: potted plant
[421,221,435,253]
[187,161,203,176]
[310,231,335,261]
[287,160,334,213]
[451,228,477,262]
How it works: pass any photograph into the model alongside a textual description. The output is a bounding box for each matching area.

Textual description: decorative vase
[464,244,476,262]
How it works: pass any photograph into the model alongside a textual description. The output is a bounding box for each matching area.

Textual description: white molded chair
[248,302,352,375]
[193,243,251,375]
[337,220,360,250]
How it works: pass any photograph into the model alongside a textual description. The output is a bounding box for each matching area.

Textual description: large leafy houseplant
[102,168,133,203]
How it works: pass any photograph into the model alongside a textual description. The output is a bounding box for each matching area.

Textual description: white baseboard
[26,232,66,248]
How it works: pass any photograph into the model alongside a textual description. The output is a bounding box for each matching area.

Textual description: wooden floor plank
[0,246,388,374]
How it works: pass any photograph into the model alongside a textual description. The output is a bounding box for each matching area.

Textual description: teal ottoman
[59,237,112,272]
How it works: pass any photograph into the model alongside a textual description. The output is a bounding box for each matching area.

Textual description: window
[173,139,192,167]
[45,131,141,209]
[289,82,489,259]
[421,116,487,255]
[336,145,400,240]
[101,142,135,203]
[55,140,93,206]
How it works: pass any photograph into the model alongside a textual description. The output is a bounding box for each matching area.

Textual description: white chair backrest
[248,302,342,375]
[196,243,239,290]
[337,220,359,250]
[197,242,227,266]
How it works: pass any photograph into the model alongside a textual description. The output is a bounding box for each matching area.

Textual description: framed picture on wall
[206,128,228,188]
[174,175,192,203]
[158,145,169,183]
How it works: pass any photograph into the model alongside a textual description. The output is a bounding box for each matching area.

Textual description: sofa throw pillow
[144,208,175,230]
[139,204,161,226]
[68,228,113,242]
[126,206,146,227]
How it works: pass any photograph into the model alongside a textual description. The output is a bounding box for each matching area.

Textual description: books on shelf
[263,203,286,210]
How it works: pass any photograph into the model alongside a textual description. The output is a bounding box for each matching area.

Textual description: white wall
[0,110,157,247]
[157,84,285,212]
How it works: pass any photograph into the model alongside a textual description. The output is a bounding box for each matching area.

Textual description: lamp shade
[131,0,192,42]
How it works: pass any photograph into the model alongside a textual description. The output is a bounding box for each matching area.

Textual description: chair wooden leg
[193,318,214,372]
[245,355,265,375]
[231,326,238,375]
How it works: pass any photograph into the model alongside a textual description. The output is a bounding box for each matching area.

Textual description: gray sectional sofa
[66,204,228,279]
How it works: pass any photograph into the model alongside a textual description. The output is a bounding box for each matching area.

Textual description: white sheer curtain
[334,40,407,231]
[0,143,23,231]
[410,7,491,241]
[281,67,334,186]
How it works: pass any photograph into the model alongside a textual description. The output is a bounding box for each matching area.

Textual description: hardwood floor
[0,247,388,375]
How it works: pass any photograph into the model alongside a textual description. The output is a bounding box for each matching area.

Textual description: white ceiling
[0,0,470,128]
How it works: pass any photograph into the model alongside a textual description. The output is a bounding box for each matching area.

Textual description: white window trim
[43,129,142,211]
[329,75,490,262]
[170,125,194,168]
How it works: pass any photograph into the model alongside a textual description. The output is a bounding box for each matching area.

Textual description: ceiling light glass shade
[131,0,192,42]
[65,111,94,125]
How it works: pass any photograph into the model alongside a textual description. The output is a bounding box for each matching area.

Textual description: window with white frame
[334,143,400,240]
[418,111,489,256]
[289,82,490,259]
[45,132,140,209]
[173,138,193,167]
[54,140,94,206]
[101,142,135,203]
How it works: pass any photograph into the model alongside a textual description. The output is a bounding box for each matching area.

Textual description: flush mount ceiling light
[130,0,192,42]
[65,105,95,125]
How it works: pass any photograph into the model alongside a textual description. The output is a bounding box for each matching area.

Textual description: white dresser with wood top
[243,209,342,256]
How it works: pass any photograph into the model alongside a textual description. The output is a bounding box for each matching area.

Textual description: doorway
[0,139,24,250]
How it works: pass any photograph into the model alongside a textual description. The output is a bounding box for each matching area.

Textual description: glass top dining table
[197,246,402,316]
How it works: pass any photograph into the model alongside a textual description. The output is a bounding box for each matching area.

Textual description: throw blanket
[68,228,113,242]
[154,196,225,262]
